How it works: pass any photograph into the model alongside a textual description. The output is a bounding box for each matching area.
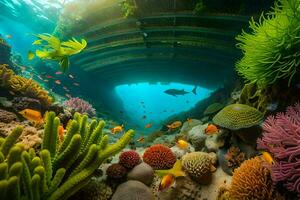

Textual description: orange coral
[229,156,276,200]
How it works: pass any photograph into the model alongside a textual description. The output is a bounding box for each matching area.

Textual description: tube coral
[236,0,300,86]
[64,97,96,117]
[257,102,300,195]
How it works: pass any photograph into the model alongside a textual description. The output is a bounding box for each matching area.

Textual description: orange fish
[176,139,189,149]
[73,82,79,86]
[136,137,145,143]
[58,125,65,141]
[159,174,174,191]
[262,152,275,165]
[55,71,62,75]
[205,124,219,135]
[55,80,61,85]
[111,125,124,134]
[167,121,182,131]
[145,123,152,129]
[19,109,43,125]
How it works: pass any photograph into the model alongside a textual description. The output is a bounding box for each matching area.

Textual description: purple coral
[64,97,96,117]
[257,102,300,195]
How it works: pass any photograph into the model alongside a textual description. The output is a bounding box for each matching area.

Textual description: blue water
[115,82,213,129]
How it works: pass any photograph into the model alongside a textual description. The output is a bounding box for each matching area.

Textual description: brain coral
[257,102,300,195]
[119,150,141,169]
[213,104,263,130]
[181,152,215,184]
[229,156,277,200]
[143,144,176,170]
[106,163,127,179]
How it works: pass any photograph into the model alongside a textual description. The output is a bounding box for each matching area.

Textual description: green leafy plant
[235,0,300,86]
[0,112,134,200]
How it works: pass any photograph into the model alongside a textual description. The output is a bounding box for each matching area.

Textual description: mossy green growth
[213,104,263,130]
[235,0,300,86]
[0,112,134,200]
[203,102,224,116]
[120,0,137,18]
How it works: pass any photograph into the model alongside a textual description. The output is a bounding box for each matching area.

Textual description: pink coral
[257,102,300,195]
[64,97,96,117]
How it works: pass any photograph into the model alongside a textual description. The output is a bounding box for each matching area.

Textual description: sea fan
[64,97,96,117]
[257,102,300,195]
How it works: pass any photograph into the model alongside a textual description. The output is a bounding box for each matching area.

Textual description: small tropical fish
[5,34,12,39]
[73,82,79,86]
[63,86,68,90]
[142,115,147,119]
[55,80,61,85]
[111,125,124,134]
[205,124,219,135]
[136,137,145,143]
[44,79,49,82]
[167,121,182,131]
[145,123,152,129]
[45,75,53,79]
[159,174,174,191]
[187,118,192,124]
[65,93,72,98]
[55,71,62,75]
[58,125,65,141]
[32,39,42,45]
[69,74,74,79]
[18,109,43,124]
[37,75,43,80]
[176,139,189,149]
[28,51,35,60]
[262,152,275,165]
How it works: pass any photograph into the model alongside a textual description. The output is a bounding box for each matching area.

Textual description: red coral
[257,102,300,195]
[106,163,127,179]
[143,144,176,170]
[119,150,141,169]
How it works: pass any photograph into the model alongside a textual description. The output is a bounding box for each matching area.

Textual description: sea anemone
[143,144,176,170]
[119,150,141,169]
[257,102,300,195]
[229,156,277,200]
[106,163,127,179]
[64,97,96,117]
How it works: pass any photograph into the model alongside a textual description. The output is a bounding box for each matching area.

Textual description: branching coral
[143,144,176,170]
[0,112,134,200]
[257,102,300,195]
[64,97,96,117]
[229,156,277,200]
[236,0,300,86]
[0,64,53,107]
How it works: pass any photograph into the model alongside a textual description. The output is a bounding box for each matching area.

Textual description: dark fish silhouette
[164,86,197,97]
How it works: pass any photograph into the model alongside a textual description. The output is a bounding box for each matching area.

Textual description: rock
[187,124,208,151]
[171,144,194,159]
[12,97,41,111]
[218,148,233,175]
[0,97,12,107]
[111,180,155,200]
[205,133,225,152]
[180,119,202,135]
[127,162,154,186]
[0,109,17,123]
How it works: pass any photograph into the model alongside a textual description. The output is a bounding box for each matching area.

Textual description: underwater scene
[0,0,299,199]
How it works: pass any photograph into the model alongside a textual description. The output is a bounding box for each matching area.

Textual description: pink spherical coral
[143,144,176,170]
[119,150,141,169]
[106,163,127,179]
[257,102,300,195]
[64,97,96,117]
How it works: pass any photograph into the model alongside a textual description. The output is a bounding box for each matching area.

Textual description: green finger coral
[236,0,300,86]
[0,112,134,200]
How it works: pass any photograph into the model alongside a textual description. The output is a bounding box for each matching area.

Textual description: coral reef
[111,180,155,200]
[106,163,127,179]
[127,162,154,186]
[224,146,246,172]
[203,102,224,116]
[0,64,53,107]
[236,0,300,86]
[12,97,42,111]
[257,103,300,195]
[70,178,112,200]
[181,152,216,184]
[64,97,96,117]
[143,144,176,170]
[213,104,263,130]
[0,111,134,200]
[228,156,278,200]
[0,109,17,123]
[119,150,141,169]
